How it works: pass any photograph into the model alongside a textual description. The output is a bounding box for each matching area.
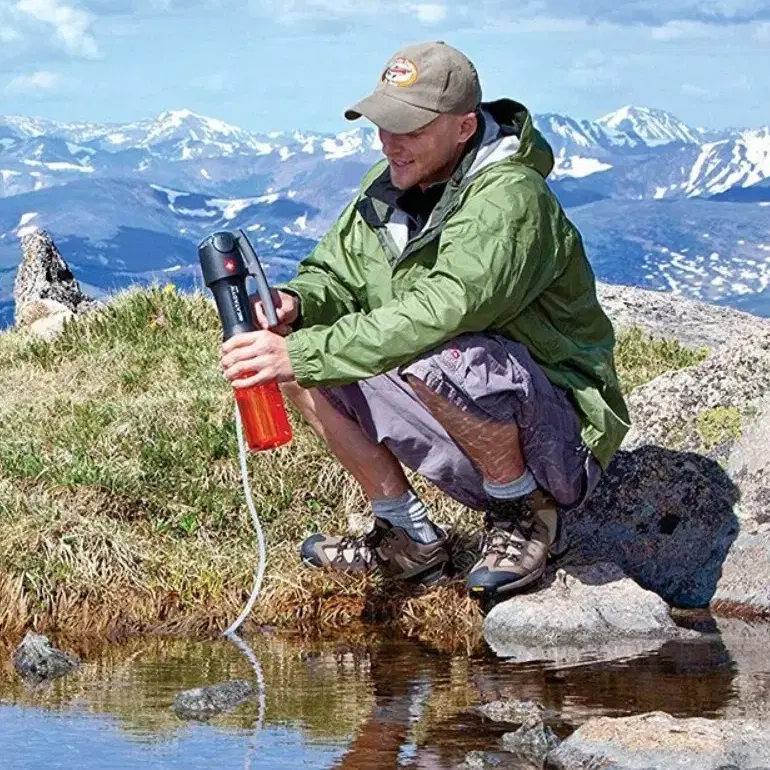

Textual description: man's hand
[250,289,300,337]
[220,330,296,388]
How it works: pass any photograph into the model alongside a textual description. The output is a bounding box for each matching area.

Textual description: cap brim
[344,91,439,134]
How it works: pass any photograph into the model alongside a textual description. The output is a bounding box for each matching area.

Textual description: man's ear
[458,112,478,143]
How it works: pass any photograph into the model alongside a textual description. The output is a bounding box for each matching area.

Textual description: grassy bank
[0,287,707,651]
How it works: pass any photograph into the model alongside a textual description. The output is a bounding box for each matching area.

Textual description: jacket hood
[467,99,554,180]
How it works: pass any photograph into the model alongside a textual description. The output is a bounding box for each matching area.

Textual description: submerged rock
[12,632,79,684]
[502,715,559,765]
[456,750,520,769]
[483,563,693,662]
[546,711,770,770]
[477,699,547,725]
[173,679,255,721]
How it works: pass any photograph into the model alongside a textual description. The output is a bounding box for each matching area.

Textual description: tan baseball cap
[345,41,482,134]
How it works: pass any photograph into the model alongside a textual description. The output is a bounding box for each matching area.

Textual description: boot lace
[482,498,536,564]
[333,524,388,566]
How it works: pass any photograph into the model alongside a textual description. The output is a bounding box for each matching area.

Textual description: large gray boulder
[546,711,770,770]
[483,563,694,662]
[559,327,770,613]
[13,228,102,330]
[563,448,740,608]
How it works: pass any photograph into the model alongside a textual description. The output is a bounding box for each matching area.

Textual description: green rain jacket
[280,99,630,469]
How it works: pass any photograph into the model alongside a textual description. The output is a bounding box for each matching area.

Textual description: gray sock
[371,490,439,544]
[483,469,537,500]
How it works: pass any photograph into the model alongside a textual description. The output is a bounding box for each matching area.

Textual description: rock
[13,229,102,328]
[727,397,770,528]
[711,530,770,617]
[546,711,770,770]
[502,715,560,766]
[622,330,770,461]
[456,750,519,769]
[172,679,255,721]
[565,448,740,608]
[477,699,546,725]
[596,282,770,351]
[11,632,79,684]
[483,563,694,662]
[27,304,76,341]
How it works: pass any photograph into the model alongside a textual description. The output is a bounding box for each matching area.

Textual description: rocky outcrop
[596,282,770,351]
[547,711,770,770]
[12,632,80,684]
[622,329,770,460]
[13,228,102,336]
[555,326,770,615]
[483,286,770,655]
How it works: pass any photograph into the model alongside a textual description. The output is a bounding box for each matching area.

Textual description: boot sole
[467,560,547,603]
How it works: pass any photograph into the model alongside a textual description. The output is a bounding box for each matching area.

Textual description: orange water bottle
[198,229,292,451]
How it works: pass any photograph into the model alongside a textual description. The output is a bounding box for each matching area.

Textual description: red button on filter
[224,257,236,273]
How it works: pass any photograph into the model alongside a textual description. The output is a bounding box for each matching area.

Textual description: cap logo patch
[383,57,418,87]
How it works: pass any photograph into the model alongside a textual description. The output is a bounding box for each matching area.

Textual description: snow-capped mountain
[1,105,769,325]
[596,105,702,147]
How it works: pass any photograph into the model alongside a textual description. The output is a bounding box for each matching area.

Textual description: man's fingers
[231,369,273,389]
[221,332,258,354]
[223,356,268,381]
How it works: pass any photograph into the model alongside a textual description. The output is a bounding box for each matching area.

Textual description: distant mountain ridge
[1,104,769,326]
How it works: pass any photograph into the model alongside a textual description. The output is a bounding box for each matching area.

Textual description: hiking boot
[466,489,559,601]
[300,518,450,584]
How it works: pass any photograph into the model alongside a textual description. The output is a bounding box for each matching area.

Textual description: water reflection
[0,620,765,770]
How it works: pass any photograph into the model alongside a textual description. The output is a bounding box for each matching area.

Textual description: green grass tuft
[614,326,709,394]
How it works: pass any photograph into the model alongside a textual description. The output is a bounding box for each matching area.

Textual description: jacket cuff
[286,330,316,387]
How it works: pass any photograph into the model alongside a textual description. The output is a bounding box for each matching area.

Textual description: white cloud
[651,20,722,39]
[567,50,622,90]
[6,70,64,92]
[410,3,447,23]
[681,83,716,99]
[0,26,23,41]
[16,0,100,58]
[197,72,234,93]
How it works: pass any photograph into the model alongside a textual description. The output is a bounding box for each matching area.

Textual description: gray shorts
[319,333,602,511]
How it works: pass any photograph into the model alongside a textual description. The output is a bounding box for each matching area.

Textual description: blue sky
[1,0,769,133]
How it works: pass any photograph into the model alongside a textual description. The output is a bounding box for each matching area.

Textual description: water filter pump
[198,228,292,451]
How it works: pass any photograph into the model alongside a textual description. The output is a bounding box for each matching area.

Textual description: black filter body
[197,230,278,340]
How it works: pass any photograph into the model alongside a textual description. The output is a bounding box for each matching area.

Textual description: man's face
[379,113,477,191]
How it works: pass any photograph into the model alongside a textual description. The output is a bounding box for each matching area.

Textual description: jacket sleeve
[275,201,361,329]
[286,176,562,387]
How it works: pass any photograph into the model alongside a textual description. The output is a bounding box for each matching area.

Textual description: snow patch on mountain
[598,105,701,146]
[553,151,612,178]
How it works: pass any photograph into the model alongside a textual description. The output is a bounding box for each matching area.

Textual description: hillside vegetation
[0,287,707,652]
